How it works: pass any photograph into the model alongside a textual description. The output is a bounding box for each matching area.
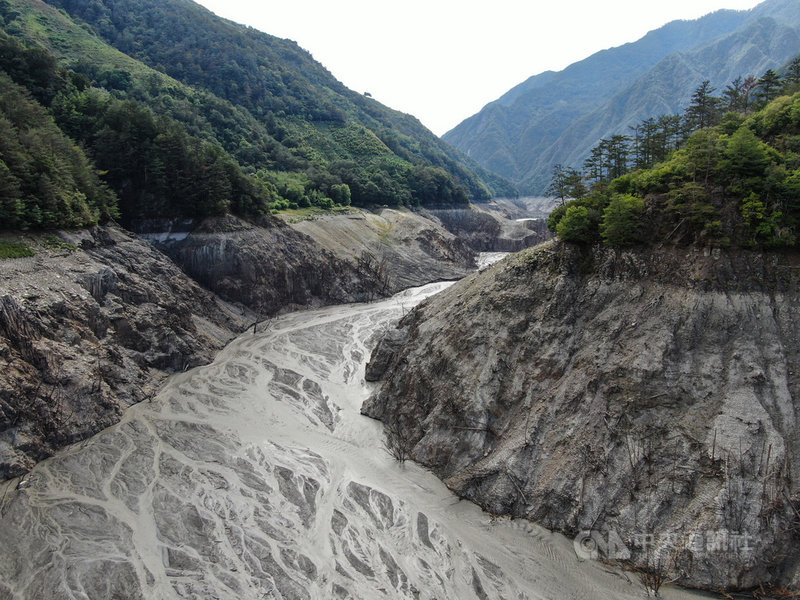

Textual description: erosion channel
[0,272,712,600]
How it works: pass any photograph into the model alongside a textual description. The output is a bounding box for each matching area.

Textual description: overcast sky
[193,0,764,136]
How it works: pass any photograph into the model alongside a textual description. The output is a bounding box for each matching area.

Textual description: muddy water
[0,282,712,599]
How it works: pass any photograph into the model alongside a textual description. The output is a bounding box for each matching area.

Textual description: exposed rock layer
[154,212,477,315]
[0,227,248,479]
[280,209,476,293]
[364,241,800,591]
[424,206,551,252]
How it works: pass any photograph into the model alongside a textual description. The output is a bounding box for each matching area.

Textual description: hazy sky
[193,0,764,136]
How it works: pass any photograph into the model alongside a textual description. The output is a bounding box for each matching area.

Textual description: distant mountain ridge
[443,0,800,194]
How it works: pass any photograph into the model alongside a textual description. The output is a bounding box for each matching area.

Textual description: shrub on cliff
[600,194,645,246]
[556,205,595,243]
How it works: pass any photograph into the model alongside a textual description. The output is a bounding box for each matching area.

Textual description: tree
[631,118,658,170]
[606,135,632,180]
[755,69,782,105]
[556,205,594,243]
[0,159,23,227]
[684,81,721,132]
[723,76,747,113]
[547,164,586,205]
[721,126,775,196]
[600,194,645,246]
[784,56,800,86]
[584,136,632,184]
[329,183,351,206]
[583,146,605,184]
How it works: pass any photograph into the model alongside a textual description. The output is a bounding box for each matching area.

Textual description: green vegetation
[548,62,800,249]
[556,205,594,243]
[0,240,34,259]
[581,69,800,187]
[0,71,118,229]
[600,194,645,246]
[0,0,514,231]
[278,205,356,223]
[41,233,77,252]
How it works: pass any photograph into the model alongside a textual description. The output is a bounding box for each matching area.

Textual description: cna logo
[573,529,631,561]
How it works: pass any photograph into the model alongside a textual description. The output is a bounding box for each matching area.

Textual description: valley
[2,0,800,597]
[0,278,712,600]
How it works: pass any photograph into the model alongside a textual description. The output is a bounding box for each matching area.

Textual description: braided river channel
[0,275,714,599]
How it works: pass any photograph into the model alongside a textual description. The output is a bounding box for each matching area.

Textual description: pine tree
[547,164,586,205]
[723,77,747,113]
[784,56,800,87]
[755,69,782,105]
[684,81,721,132]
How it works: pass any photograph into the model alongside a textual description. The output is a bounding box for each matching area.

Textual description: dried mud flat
[0,282,711,600]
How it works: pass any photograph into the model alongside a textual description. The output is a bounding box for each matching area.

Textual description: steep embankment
[148,211,478,315]
[281,209,475,292]
[365,241,800,591]
[0,227,249,479]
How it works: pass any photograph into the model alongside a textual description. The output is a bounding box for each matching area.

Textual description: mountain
[443,0,800,194]
[0,0,514,227]
[41,0,516,201]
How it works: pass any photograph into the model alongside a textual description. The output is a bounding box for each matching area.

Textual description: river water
[0,279,712,599]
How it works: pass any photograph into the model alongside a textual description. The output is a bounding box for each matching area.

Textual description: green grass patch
[41,234,78,253]
[0,241,35,259]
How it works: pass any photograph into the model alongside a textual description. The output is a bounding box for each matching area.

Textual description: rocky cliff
[0,227,249,479]
[364,241,800,592]
[425,206,551,253]
[281,209,476,293]
[150,212,477,316]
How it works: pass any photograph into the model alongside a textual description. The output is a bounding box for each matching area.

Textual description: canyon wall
[365,241,800,591]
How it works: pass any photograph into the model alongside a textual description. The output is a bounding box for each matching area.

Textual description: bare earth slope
[364,241,800,591]
[0,227,249,480]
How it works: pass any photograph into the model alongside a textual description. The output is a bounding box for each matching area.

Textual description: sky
[193,0,765,136]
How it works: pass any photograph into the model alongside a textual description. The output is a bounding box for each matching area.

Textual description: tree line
[547,56,800,249]
[548,60,800,202]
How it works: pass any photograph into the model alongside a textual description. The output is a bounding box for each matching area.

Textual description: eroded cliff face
[364,241,800,591]
[0,227,249,479]
[282,209,476,293]
[155,213,475,315]
[424,206,551,252]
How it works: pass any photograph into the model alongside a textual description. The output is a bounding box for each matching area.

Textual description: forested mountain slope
[39,0,516,201]
[0,0,512,231]
[443,0,800,194]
